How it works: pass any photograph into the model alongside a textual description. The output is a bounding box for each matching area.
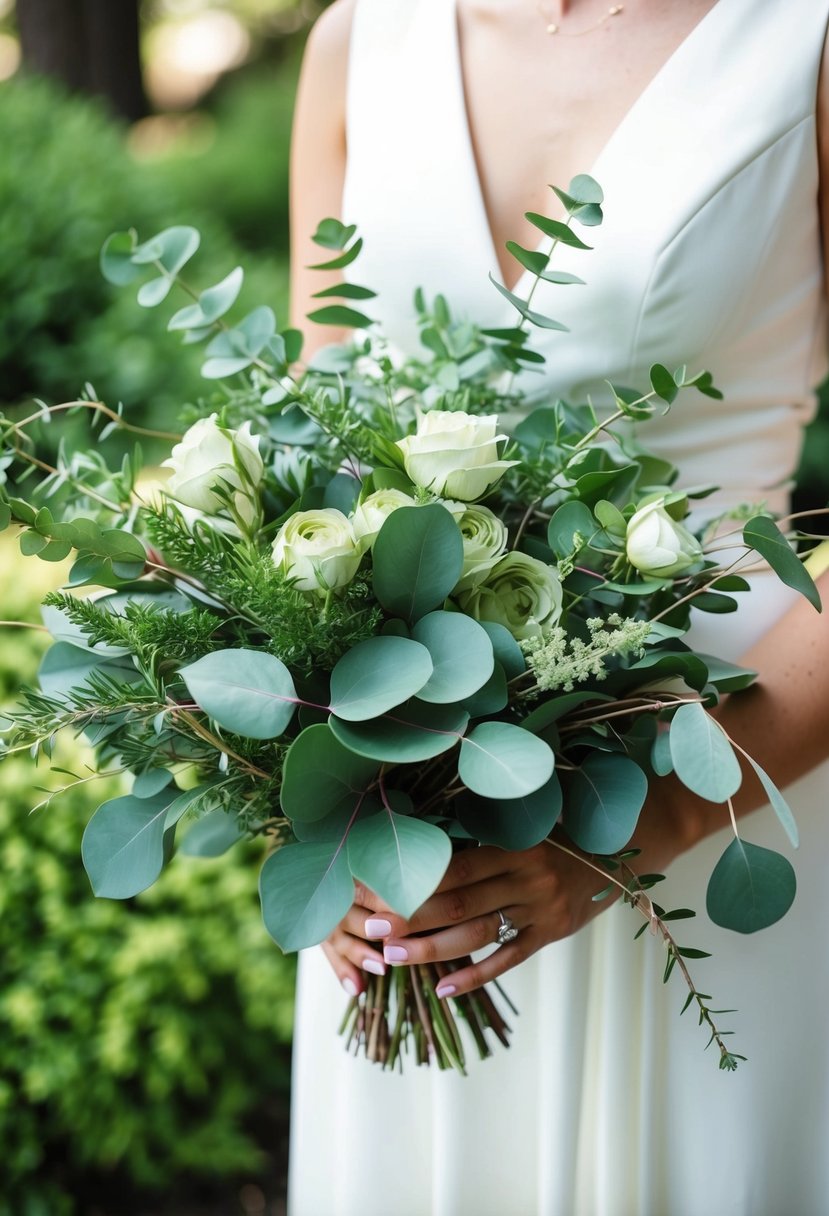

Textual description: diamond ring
[496,910,519,945]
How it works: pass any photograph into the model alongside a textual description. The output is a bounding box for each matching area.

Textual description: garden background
[1,2,827,1213]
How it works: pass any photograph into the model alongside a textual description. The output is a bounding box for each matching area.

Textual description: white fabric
[289,2,829,1212]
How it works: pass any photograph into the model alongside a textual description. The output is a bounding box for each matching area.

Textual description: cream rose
[395,410,518,501]
[453,504,509,592]
[272,509,361,593]
[351,489,416,552]
[625,497,702,578]
[456,551,563,640]
[161,414,264,529]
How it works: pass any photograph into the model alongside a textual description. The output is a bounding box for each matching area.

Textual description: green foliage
[706,838,797,933]
[372,504,465,621]
[0,591,294,1209]
[0,73,287,445]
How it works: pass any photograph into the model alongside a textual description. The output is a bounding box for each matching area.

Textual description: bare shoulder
[303,0,358,71]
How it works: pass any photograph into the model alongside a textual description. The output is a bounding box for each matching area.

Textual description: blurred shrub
[150,59,300,256]
[0,540,295,1214]
[0,73,288,444]
[793,379,829,529]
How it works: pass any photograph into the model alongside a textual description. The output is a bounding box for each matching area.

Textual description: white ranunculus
[626,498,702,578]
[396,410,518,502]
[272,509,361,593]
[453,504,509,592]
[351,489,416,551]
[161,414,264,528]
[457,551,563,640]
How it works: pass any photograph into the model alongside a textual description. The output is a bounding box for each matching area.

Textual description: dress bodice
[342,0,829,513]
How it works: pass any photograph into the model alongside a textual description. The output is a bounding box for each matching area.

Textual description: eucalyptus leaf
[180,808,245,857]
[348,813,452,918]
[280,724,379,823]
[373,504,464,622]
[260,841,354,951]
[669,702,742,803]
[743,516,821,611]
[180,649,297,739]
[742,754,799,848]
[480,621,526,679]
[706,838,796,933]
[412,611,494,703]
[459,722,555,799]
[329,700,468,762]
[548,501,595,558]
[458,774,562,850]
[81,791,176,899]
[562,753,648,854]
[329,636,433,721]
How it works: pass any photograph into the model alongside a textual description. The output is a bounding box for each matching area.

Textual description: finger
[433,933,536,998]
[382,905,526,966]
[321,938,366,998]
[328,926,389,979]
[339,902,380,940]
[431,845,513,895]
[374,873,527,938]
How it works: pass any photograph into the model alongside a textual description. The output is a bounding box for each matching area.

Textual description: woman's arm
[289,0,355,358]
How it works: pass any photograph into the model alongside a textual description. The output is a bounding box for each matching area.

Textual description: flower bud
[625,498,702,578]
[457,551,563,640]
[396,410,518,502]
[272,509,361,593]
[161,414,264,528]
[453,504,509,592]
[351,489,416,552]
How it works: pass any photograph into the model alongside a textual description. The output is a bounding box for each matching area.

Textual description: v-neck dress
[288,3,829,1213]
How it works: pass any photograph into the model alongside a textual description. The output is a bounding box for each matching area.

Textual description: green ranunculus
[457,550,563,640]
[453,503,509,592]
[272,508,361,594]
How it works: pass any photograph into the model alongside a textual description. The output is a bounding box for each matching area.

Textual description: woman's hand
[321,838,610,1000]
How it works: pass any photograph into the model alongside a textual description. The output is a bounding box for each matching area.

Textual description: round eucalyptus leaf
[180,648,297,740]
[280,724,380,822]
[706,838,796,933]
[458,774,563,850]
[668,702,742,803]
[293,796,382,843]
[460,662,508,718]
[347,813,452,919]
[562,753,648,855]
[329,700,468,762]
[412,611,494,703]
[180,808,245,857]
[329,636,433,722]
[373,504,464,621]
[81,791,175,899]
[480,621,526,679]
[458,722,555,799]
[260,841,354,951]
[547,501,595,559]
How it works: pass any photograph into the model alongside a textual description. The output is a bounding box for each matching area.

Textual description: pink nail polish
[435,983,456,1000]
[342,977,359,998]
[384,945,408,963]
[362,956,386,976]
[365,918,392,937]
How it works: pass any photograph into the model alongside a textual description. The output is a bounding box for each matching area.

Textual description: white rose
[174,503,243,539]
[161,414,264,528]
[396,410,518,501]
[457,551,563,640]
[625,497,702,578]
[453,504,509,592]
[351,489,416,552]
[272,509,361,593]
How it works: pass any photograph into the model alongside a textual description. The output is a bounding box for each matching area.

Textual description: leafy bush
[0,73,288,440]
[0,540,295,1214]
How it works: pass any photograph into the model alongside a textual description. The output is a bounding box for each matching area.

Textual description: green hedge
[0,72,288,443]
[0,544,295,1213]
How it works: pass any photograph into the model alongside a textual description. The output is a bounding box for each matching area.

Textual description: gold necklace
[536,2,624,37]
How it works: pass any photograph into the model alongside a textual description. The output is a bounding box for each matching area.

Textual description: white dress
[289,2,829,1213]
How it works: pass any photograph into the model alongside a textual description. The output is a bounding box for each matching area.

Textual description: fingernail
[342,977,359,998]
[365,918,392,937]
[362,956,386,976]
[435,983,456,1000]
[384,945,409,964]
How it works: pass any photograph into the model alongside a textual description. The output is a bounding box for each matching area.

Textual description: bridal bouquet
[1,176,821,1074]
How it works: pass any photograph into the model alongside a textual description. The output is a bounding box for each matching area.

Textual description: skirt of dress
[288,576,829,1216]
